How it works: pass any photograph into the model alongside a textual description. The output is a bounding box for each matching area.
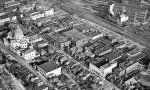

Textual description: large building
[37,61,61,78]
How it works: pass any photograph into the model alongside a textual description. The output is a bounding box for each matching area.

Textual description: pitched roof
[38,61,61,73]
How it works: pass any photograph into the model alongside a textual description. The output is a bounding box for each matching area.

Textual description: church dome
[14,26,24,40]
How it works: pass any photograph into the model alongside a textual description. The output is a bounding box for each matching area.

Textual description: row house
[29,8,54,20]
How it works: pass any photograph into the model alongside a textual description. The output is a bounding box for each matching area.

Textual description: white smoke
[120,13,128,23]
[109,3,115,16]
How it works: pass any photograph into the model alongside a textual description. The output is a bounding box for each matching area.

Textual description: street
[0,41,54,88]
[60,3,150,49]
[41,34,120,90]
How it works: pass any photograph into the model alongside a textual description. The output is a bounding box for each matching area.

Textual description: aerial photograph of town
[1,0,150,90]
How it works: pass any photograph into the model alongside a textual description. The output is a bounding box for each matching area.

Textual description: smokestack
[109,3,115,16]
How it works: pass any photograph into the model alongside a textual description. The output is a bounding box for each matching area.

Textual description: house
[100,61,117,77]
[21,48,38,60]
[62,29,89,46]
[37,61,61,78]
[29,34,43,44]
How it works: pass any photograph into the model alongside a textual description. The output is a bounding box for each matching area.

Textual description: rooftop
[129,53,146,62]
[84,31,103,38]
[22,48,36,55]
[127,48,141,56]
[36,84,49,90]
[62,29,88,41]
[104,51,122,61]
[91,58,108,68]
[74,23,90,32]
[94,46,112,55]
[38,61,61,73]
[101,63,111,69]
[140,74,150,87]
[47,33,69,43]
[29,34,41,41]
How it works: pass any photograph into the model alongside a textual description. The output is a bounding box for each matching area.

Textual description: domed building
[14,26,24,40]
[10,25,30,49]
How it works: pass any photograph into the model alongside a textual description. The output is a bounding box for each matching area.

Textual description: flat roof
[47,33,69,43]
[38,61,61,73]
[92,58,108,68]
[94,46,112,55]
[63,29,88,40]
[29,34,41,41]
[104,51,122,61]
[84,31,102,37]
[127,48,141,56]
[22,48,36,55]
[140,74,150,86]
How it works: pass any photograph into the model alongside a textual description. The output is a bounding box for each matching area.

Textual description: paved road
[42,34,120,90]
[60,3,150,49]
[0,41,54,88]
